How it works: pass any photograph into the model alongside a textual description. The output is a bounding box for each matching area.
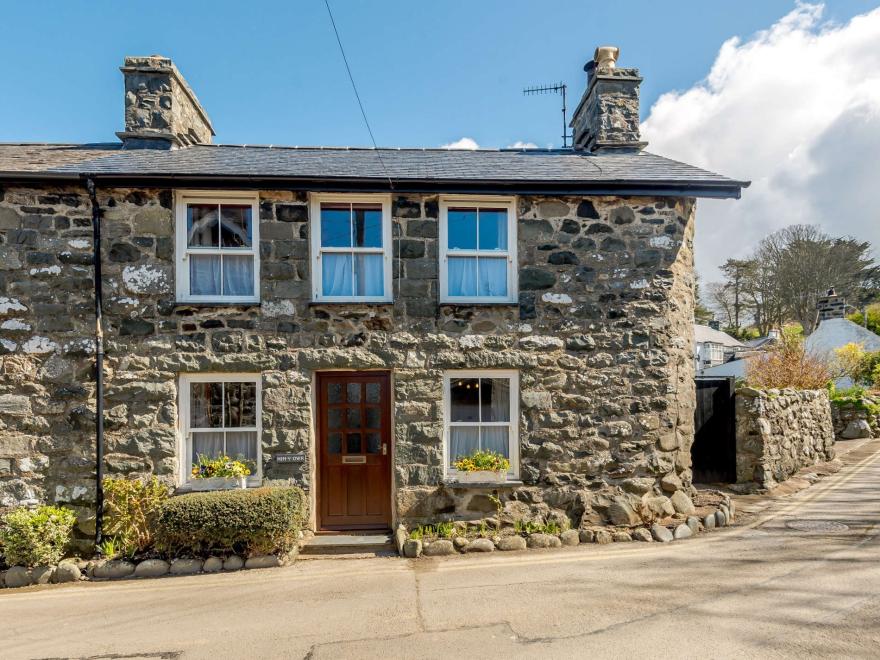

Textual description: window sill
[442,479,524,489]
[175,480,261,494]
[439,302,519,308]
[308,301,395,307]
[173,301,261,309]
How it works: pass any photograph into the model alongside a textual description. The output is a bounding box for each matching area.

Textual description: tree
[693,275,715,324]
[705,281,737,328]
[718,259,752,330]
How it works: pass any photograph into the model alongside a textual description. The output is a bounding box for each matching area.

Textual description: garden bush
[103,476,169,558]
[0,505,76,567]
[746,334,831,390]
[155,486,306,557]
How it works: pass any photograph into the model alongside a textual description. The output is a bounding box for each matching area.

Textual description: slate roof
[0,143,748,198]
[693,324,747,349]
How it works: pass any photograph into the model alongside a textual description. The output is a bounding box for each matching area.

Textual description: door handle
[382,443,388,456]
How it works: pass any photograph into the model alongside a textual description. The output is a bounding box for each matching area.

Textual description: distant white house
[694,324,747,373]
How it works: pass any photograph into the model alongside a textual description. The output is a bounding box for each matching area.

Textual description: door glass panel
[328,382,343,404]
[450,378,480,422]
[365,382,381,403]
[365,407,380,429]
[346,432,361,453]
[346,382,361,403]
[328,408,343,430]
[347,408,362,428]
[190,382,223,427]
[328,432,342,454]
[365,432,381,454]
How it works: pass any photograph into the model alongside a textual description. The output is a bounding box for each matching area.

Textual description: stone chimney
[117,56,215,149]
[569,46,646,153]
[816,287,846,322]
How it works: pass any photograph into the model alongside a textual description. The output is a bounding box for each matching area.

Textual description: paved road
[3,441,880,660]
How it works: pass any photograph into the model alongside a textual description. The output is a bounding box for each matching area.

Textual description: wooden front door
[317,371,392,530]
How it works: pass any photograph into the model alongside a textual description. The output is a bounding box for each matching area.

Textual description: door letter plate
[342,455,367,464]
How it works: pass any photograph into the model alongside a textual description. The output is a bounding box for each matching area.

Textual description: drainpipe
[85,176,105,551]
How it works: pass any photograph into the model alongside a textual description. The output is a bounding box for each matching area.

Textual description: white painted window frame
[309,193,393,303]
[439,196,518,304]
[174,190,261,304]
[178,373,262,488]
[442,369,520,480]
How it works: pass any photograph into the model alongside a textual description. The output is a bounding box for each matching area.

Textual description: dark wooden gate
[691,377,736,484]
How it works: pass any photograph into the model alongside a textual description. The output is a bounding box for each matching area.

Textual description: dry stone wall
[0,182,697,541]
[735,388,835,490]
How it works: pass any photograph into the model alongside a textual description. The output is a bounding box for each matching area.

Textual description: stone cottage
[0,48,746,539]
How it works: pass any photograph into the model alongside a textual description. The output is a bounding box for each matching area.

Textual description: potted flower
[452,449,510,483]
[190,455,252,491]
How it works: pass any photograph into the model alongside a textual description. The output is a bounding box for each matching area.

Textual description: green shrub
[103,476,169,558]
[0,505,76,567]
[155,486,306,557]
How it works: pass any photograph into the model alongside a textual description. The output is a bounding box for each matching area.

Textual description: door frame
[313,369,394,532]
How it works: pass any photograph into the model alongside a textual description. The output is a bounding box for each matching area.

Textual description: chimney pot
[594,46,619,71]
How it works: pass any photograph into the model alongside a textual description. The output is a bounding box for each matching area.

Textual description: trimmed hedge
[155,487,306,557]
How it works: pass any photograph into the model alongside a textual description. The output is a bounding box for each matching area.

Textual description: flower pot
[455,470,507,484]
[189,476,247,491]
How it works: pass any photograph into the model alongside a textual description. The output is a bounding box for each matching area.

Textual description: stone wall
[735,388,835,490]
[831,396,878,439]
[0,183,697,541]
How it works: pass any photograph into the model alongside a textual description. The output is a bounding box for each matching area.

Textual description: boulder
[465,538,495,553]
[594,530,613,545]
[496,535,527,551]
[578,529,595,544]
[245,555,282,570]
[54,561,82,583]
[4,566,32,588]
[93,560,135,579]
[527,533,562,549]
[560,529,581,546]
[135,559,170,578]
[632,528,653,542]
[170,558,203,575]
[223,555,244,571]
[673,524,693,540]
[393,525,408,555]
[608,498,641,526]
[703,514,716,530]
[643,495,675,518]
[202,557,224,573]
[453,537,470,551]
[403,539,422,558]
[686,516,701,535]
[31,566,55,585]
[612,531,632,542]
[715,509,728,528]
[422,540,456,556]
[728,500,736,521]
[670,491,696,515]
[841,419,871,439]
[651,524,674,543]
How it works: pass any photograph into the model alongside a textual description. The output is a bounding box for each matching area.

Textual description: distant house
[694,324,747,373]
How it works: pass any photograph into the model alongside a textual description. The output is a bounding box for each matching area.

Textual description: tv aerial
[523,82,573,148]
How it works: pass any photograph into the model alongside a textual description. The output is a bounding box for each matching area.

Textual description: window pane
[347,408,362,429]
[478,258,508,298]
[222,255,254,297]
[448,257,477,297]
[365,407,380,429]
[190,382,223,428]
[354,254,384,297]
[328,408,343,430]
[478,209,508,251]
[450,378,480,422]
[480,378,510,422]
[328,432,342,454]
[347,432,361,453]
[448,208,477,250]
[365,382,381,403]
[346,383,361,403]
[190,254,221,296]
[192,431,224,463]
[328,383,343,404]
[225,430,258,464]
[352,204,382,248]
[482,427,509,458]
[322,253,353,297]
[187,204,218,247]
[449,426,479,466]
[321,204,352,248]
[220,205,252,248]
[365,432,381,454]
[224,382,257,427]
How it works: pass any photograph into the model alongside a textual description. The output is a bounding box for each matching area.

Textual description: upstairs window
[175,192,260,303]
[310,194,392,302]
[440,197,517,303]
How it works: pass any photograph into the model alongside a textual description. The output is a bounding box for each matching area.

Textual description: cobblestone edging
[0,553,293,589]
[397,496,735,558]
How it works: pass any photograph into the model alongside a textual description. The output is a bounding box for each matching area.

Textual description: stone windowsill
[172,301,261,309]
[439,302,519,308]
[442,479,524,489]
[307,301,395,307]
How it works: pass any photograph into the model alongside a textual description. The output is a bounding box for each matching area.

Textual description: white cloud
[642,3,880,281]
[440,137,480,150]
[507,141,538,149]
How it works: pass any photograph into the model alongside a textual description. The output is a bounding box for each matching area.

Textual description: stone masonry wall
[735,388,835,490]
[0,183,697,541]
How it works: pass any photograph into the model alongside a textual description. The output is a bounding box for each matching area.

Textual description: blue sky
[0,0,873,149]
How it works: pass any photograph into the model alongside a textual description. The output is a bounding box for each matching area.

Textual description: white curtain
[448,257,477,297]
[190,255,221,296]
[481,427,509,458]
[323,253,352,296]
[222,255,254,296]
[192,431,224,463]
[479,258,507,297]
[226,430,257,463]
[449,426,479,466]
[354,254,383,296]
[478,210,508,251]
